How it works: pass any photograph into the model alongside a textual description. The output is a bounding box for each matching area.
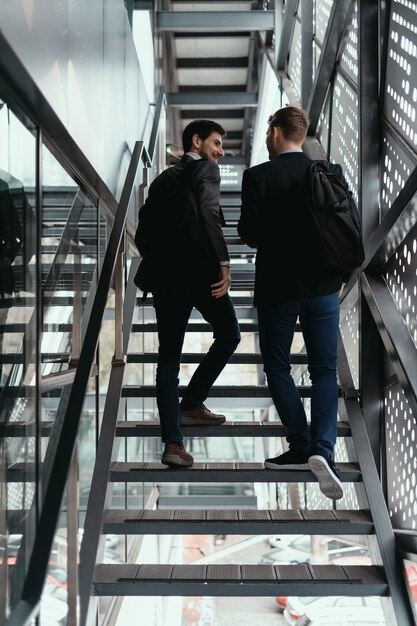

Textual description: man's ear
[191,133,201,150]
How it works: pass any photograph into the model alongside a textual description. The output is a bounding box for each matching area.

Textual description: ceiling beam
[167,92,258,107]
[157,11,275,32]
[177,57,249,69]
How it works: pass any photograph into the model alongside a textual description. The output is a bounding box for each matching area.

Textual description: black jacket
[238,152,343,305]
[145,154,229,265]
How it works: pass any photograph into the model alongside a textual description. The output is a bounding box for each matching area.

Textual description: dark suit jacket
[146,154,229,266]
[238,151,343,305]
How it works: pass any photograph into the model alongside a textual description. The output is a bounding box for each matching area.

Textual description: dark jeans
[153,289,241,443]
[257,292,340,460]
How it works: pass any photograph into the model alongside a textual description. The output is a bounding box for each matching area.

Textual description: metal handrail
[5,140,152,626]
[78,259,139,626]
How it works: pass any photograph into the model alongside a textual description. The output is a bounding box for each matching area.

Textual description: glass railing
[0,77,165,625]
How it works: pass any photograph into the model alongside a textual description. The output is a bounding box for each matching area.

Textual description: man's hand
[211,266,231,298]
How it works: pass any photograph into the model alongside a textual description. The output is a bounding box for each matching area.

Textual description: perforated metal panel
[219,163,244,190]
[380,129,415,216]
[313,41,321,79]
[317,89,331,157]
[288,19,302,102]
[339,1,358,85]
[384,0,417,152]
[314,0,334,45]
[385,223,417,348]
[330,72,359,202]
[385,384,417,530]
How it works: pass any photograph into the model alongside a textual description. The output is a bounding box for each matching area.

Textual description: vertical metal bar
[358,0,380,239]
[114,238,125,363]
[68,233,81,625]
[276,0,297,71]
[301,0,314,108]
[67,442,79,626]
[36,129,43,519]
[72,231,81,362]
[358,0,382,471]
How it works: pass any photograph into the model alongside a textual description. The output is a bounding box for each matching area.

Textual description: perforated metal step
[115,420,351,438]
[102,508,373,535]
[109,461,361,483]
[121,385,342,398]
[93,563,387,597]
[126,353,308,364]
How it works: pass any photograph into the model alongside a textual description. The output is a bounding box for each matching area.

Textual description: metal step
[126,352,307,364]
[121,385,333,399]
[102,508,373,535]
[132,322,301,333]
[109,461,361,483]
[2,421,53,437]
[115,420,351,438]
[93,563,387,597]
[136,295,256,307]
[131,322,302,332]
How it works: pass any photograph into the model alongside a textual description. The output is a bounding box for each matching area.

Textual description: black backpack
[134,166,217,293]
[305,161,365,276]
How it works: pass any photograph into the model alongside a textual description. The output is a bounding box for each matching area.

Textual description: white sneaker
[308,454,344,500]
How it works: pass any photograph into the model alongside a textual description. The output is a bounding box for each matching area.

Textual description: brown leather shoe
[161,442,194,467]
[180,403,226,425]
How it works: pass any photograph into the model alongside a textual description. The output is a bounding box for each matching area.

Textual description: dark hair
[268,106,309,144]
[182,119,226,152]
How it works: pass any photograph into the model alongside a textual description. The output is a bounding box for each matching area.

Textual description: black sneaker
[264,449,310,470]
[308,454,344,500]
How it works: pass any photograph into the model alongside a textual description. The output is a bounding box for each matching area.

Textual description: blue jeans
[153,290,240,443]
[257,292,340,459]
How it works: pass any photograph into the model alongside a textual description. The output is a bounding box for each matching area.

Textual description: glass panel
[39,145,99,623]
[0,102,37,619]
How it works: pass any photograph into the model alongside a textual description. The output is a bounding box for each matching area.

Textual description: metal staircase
[78,191,415,626]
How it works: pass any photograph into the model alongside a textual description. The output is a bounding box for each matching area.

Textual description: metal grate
[385,225,417,348]
[339,1,358,85]
[380,131,415,217]
[288,19,302,102]
[384,0,417,153]
[317,88,331,156]
[330,72,359,202]
[314,0,335,45]
[385,384,417,530]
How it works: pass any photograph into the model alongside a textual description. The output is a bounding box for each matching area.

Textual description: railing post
[114,238,125,364]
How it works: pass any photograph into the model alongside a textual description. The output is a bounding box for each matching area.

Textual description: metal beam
[358,0,382,484]
[167,92,258,107]
[307,0,354,134]
[301,0,314,108]
[157,11,275,32]
[361,273,417,419]
[276,0,297,71]
[363,163,417,273]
